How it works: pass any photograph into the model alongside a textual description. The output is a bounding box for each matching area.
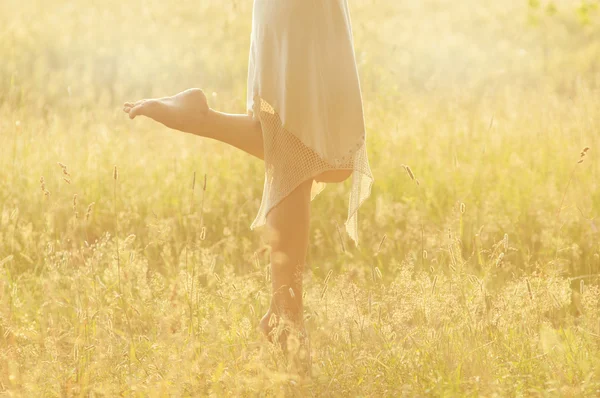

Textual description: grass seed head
[431,275,438,294]
[268,313,277,327]
[85,202,95,220]
[58,162,70,177]
[403,165,416,183]
[73,194,78,217]
[123,234,136,247]
[404,165,415,180]
[320,284,328,300]
[496,252,505,267]
[526,278,533,300]
[39,177,49,196]
[375,234,387,256]
[324,269,333,286]
[113,165,118,180]
[579,147,590,163]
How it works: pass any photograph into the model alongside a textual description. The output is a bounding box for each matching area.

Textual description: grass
[1,0,599,395]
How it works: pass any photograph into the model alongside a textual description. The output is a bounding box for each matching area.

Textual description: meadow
[1,0,599,395]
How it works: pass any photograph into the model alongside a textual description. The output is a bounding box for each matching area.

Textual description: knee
[315,169,352,183]
[264,178,312,254]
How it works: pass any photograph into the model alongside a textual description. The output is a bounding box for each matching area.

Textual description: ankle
[269,295,303,325]
[259,308,306,349]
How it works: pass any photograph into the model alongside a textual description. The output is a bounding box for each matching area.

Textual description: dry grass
[1,0,599,396]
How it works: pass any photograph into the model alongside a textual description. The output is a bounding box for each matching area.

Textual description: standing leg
[259,179,312,348]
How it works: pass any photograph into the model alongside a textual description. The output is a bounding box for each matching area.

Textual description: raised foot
[123,88,209,134]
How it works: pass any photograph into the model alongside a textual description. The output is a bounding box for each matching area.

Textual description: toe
[124,100,145,109]
[129,100,158,119]
[129,103,145,119]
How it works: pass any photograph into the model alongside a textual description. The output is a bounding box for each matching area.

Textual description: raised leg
[123,88,354,183]
[123,88,264,160]
[259,178,312,351]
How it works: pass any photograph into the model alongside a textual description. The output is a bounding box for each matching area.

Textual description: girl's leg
[123,88,353,182]
[259,178,312,347]
[123,88,264,160]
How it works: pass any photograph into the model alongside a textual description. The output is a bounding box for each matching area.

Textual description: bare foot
[259,310,274,337]
[259,310,311,376]
[123,88,209,134]
[259,309,307,350]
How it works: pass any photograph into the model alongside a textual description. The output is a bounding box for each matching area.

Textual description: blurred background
[1,0,597,274]
[0,0,599,394]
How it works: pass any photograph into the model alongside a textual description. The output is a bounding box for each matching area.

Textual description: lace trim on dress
[249,96,374,246]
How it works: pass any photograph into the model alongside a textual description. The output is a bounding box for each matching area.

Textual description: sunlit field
[1,0,599,395]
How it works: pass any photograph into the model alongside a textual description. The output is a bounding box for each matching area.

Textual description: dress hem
[249,166,374,247]
[248,95,374,247]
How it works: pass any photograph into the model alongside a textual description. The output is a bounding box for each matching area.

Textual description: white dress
[247,0,374,246]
